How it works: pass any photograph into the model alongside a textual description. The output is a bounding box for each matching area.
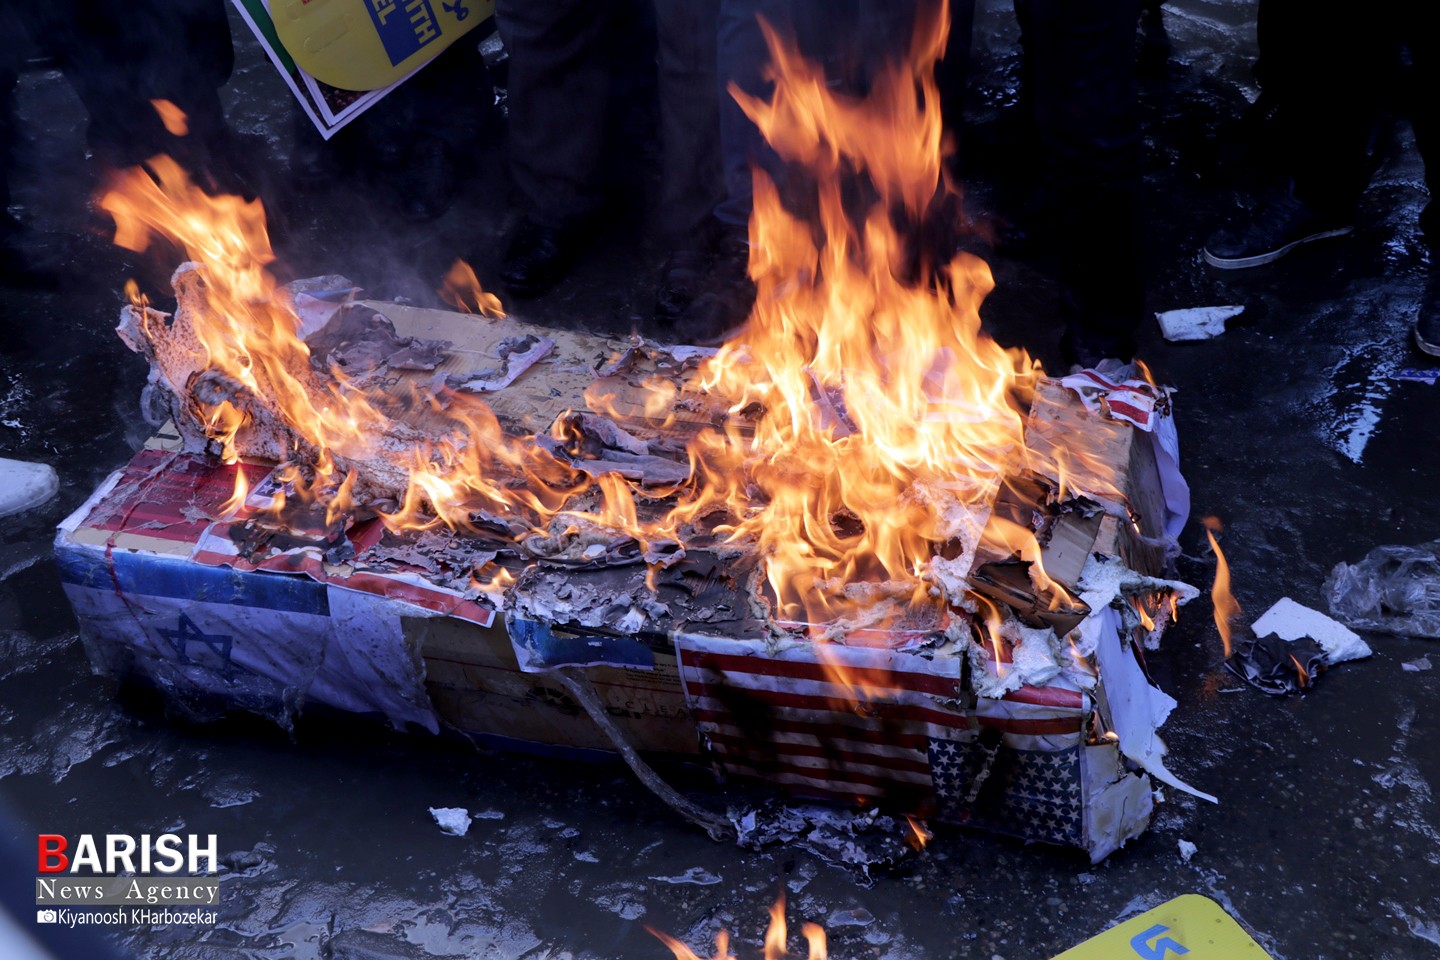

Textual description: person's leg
[0,41,23,274]
[45,0,238,185]
[714,0,778,233]
[653,0,724,323]
[493,0,612,295]
[1405,10,1440,355]
[495,0,611,232]
[1204,0,1393,269]
[1016,0,1143,365]
[1405,12,1438,242]
[0,5,65,288]
[1267,0,1390,219]
[654,0,723,247]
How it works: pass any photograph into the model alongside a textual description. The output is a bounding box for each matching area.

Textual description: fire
[904,815,932,850]
[1203,517,1240,658]
[1289,654,1310,689]
[440,258,505,317]
[657,0,1036,628]
[150,99,189,136]
[101,0,1082,709]
[217,464,249,518]
[648,894,827,960]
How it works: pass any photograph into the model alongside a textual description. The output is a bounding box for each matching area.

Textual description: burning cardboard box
[57,6,1210,862]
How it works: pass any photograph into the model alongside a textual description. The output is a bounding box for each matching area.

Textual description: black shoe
[655,246,714,324]
[397,139,456,222]
[1203,189,1353,269]
[1416,276,1440,358]
[499,217,588,298]
[672,232,754,346]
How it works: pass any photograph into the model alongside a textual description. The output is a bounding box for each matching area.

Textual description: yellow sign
[273,0,496,92]
[1054,895,1274,960]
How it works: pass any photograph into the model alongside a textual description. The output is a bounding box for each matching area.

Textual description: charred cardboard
[56,301,1196,862]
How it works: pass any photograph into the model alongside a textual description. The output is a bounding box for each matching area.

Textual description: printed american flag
[1056,368,1161,431]
[675,632,1090,839]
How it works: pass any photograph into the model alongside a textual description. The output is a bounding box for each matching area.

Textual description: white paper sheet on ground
[1089,606,1218,803]
[428,807,472,836]
[1251,597,1372,664]
[1155,305,1245,341]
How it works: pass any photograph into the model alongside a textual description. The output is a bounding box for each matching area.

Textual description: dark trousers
[1,0,232,170]
[715,0,925,229]
[1016,0,1143,351]
[1259,0,1436,234]
[494,0,614,230]
[655,0,723,244]
[497,0,722,242]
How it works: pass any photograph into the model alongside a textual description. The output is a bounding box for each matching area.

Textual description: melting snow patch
[649,867,721,886]
[1385,901,1440,947]
[828,908,876,928]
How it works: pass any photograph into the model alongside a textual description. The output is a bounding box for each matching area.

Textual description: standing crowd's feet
[1203,188,1353,270]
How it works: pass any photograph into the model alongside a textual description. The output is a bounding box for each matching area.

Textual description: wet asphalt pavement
[3,1,1440,958]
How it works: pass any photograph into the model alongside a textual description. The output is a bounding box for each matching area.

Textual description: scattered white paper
[454,336,555,392]
[1155,305,1244,342]
[428,807,472,837]
[1251,597,1372,664]
[1178,839,1197,863]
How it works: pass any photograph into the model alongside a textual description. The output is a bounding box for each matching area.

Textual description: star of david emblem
[157,613,236,681]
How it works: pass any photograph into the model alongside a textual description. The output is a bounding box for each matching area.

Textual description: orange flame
[218,464,249,518]
[150,99,188,136]
[1289,654,1310,689]
[102,0,1087,682]
[655,0,1036,629]
[904,815,932,850]
[1203,517,1240,658]
[101,157,594,542]
[648,894,826,960]
[440,258,506,317]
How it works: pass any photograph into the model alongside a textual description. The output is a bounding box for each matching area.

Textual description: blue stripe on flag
[55,545,329,617]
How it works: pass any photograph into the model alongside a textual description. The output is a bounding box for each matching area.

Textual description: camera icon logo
[36,909,57,924]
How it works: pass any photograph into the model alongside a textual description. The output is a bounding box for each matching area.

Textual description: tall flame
[660,0,1035,627]
[1203,517,1240,658]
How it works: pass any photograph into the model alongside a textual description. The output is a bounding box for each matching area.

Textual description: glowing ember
[1203,516,1241,658]
[904,814,932,850]
[649,894,827,960]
